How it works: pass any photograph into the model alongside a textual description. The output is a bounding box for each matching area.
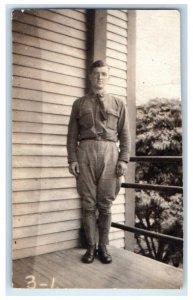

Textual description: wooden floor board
[12,246,183,289]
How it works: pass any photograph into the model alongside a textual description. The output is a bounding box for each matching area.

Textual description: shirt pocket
[78,110,94,129]
[106,109,119,130]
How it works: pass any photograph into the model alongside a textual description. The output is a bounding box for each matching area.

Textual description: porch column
[125,10,137,251]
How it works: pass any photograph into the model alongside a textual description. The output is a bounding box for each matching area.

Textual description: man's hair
[89,60,110,73]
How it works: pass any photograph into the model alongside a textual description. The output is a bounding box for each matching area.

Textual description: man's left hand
[116,161,128,177]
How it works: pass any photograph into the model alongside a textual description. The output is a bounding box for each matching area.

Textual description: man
[67,60,131,264]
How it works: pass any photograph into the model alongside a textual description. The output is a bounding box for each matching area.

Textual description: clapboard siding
[13,32,86,59]
[13,144,67,156]
[50,9,86,22]
[13,156,68,168]
[109,238,125,249]
[13,111,70,125]
[13,219,81,239]
[13,201,124,217]
[13,133,67,145]
[13,65,85,87]
[13,229,80,250]
[12,177,76,192]
[12,212,125,260]
[13,53,85,78]
[13,209,124,229]
[12,121,68,135]
[107,23,127,37]
[12,167,72,179]
[108,10,128,21]
[12,9,130,259]
[12,9,87,259]
[13,187,124,204]
[107,10,129,247]
[12,99,72,115]
[14,230,81,253]
[13,220,122,240]
[13,188,80,203]
[13,11,86,40]
[13,209,82,228]
[108,31,127,45]
[12,21,86,50]
[13,240,79,260]
[13,77,85,97]
[13,43,85,69]
[27,10,86,32]
[107,10,128,105]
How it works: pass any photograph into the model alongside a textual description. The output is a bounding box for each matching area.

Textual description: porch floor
[12,246,183,289]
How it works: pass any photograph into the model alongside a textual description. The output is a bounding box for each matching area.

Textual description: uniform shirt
[67,92,131,163]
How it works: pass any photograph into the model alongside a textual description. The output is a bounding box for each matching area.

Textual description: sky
[136,10,181,105]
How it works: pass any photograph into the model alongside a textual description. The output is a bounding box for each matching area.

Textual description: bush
[135,98,183,267]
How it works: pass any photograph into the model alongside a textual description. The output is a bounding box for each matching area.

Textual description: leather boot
[82,245,96,264]
[98,211,111,246]
[82,209,96,246]
[98,244,112,264]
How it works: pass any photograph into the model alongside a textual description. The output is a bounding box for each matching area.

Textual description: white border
[1,0,192,299]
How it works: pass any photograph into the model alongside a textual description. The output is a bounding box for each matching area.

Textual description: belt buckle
[96,135,102,141]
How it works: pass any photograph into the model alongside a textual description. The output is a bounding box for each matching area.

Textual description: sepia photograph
[11,8,183,290]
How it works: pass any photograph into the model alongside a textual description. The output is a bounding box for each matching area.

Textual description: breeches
[77,140,121,212]
[76,140,121,245]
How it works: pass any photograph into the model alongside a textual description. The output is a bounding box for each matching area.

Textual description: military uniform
[67,91,131,260]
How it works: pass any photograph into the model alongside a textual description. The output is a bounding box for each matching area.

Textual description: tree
[135,98,183,267]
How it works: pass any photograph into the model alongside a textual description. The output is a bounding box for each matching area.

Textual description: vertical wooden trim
[93,10,107,61]
[86,9,95,93]
[125,10,137,251]
[86,9,107,92]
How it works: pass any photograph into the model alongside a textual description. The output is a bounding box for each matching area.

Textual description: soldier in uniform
[67,60,131,264]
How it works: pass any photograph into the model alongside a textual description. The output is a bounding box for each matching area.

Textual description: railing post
[125,10,137,251]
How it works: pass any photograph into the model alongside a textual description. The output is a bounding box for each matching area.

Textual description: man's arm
[117,101,131,163]
[115,101,131,177]
[67,100,79,175]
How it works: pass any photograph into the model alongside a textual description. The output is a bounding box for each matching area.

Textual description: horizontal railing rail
[121,182,183,193]
[129,156,183,163]
[122,156,183,192]
[111,222,183,245]
[117,155,183,243]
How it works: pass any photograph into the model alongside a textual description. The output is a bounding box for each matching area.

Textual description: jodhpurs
[77,140,121,246]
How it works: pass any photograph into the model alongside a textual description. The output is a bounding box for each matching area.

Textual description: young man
[67,60,131,264]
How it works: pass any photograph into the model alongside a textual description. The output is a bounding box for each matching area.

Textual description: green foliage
[135,98,183,267]
[136,98,182,155]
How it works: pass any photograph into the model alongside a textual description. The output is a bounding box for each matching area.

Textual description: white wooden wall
[12,9,129,259]
[107,10,128,249]
[12,9,88,259]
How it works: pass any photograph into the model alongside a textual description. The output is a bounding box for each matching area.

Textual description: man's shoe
[82,246,96,263]
[98,244,112,264]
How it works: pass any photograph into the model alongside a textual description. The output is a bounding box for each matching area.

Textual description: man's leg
[97,141,121,263]
[77,141,97,263]
[97,206,112,264]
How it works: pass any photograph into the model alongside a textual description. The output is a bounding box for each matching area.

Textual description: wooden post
[125,10,137,251]
[86,9,107,92]
[93,10,107,61]
[86,9,137,251]
[86,9,108,63]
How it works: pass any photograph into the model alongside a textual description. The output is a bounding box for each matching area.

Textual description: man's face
[89,66,109,91]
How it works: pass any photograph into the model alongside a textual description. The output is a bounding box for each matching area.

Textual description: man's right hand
[69,162,80,177]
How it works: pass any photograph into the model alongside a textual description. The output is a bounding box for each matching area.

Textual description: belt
[79,136,116,142]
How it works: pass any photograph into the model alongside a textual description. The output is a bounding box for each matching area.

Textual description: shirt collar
[89,90,108,99]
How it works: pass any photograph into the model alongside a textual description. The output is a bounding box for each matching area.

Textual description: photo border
[3,1,190,298]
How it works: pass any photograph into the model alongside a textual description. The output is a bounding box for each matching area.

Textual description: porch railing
[111,156,183,245]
